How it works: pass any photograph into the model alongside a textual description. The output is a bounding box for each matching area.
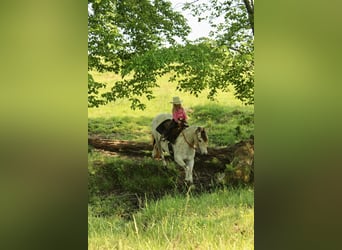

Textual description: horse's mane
[184,126,208,142]
[200,129,208,142]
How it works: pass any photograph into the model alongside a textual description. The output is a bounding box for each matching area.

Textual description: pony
[151,113,208,183]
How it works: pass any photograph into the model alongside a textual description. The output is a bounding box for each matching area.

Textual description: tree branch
[242,0,254,35]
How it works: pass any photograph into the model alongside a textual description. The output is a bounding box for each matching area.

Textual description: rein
[181,131,196,149]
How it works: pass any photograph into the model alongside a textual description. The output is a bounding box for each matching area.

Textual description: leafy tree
[182,0,254,104]
[88,0,190,108]
[88,0,254,109]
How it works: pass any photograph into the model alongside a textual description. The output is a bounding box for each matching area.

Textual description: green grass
[88,71,254,249]
[89,188,254,250]
[88,152,254,249]
[88,71,253,119]
[190,104,254,146]
[88,115,153,141]
[88,72,254,146]
[88,151,180,217]
[88,104,254,146]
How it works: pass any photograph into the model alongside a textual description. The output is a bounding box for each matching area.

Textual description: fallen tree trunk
[88,136,234,162]
[88,136,254,185]
[88,137,151,153]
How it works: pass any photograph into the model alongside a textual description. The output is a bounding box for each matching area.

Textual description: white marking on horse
[151,113,208,183]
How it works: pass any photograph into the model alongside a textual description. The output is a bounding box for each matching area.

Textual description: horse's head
[195,127,208,155]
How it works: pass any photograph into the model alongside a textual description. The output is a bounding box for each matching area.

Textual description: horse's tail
[151,134,155,147]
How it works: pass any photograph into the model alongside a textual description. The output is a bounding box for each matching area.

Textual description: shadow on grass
[88,155,181,217]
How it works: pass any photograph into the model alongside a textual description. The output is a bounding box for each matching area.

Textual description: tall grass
[88,152,254,249]
[89,188,254,250]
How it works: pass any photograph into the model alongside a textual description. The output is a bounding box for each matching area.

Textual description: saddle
[156,119,189,144]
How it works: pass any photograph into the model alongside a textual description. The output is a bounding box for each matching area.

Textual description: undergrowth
[89,187,254,249]
[88,151,181,217]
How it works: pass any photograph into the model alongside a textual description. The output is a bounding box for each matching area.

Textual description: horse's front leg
[174,156,192,183]
[187,159,195,183]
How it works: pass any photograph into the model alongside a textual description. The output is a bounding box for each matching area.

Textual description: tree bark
[242,0,254,35]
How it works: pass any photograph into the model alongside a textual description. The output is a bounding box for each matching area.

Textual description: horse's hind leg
[156,140,167,166]
[152,135,161,159]
[152,136,157,158]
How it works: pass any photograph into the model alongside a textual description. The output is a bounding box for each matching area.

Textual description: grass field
[88,72,254,249]
[89,188,254,250]
[88,71,254,146]
[88,71,252,119]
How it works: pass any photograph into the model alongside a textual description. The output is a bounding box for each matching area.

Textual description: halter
[181,131,197,149]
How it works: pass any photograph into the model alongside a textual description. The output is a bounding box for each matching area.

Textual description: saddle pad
[156,119,171,134]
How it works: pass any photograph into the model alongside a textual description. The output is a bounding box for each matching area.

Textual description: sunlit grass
[88,71,254,146]
[88,188,254,250]
[88,72,252,119]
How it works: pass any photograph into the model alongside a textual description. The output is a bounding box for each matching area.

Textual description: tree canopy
[88,0,254,109]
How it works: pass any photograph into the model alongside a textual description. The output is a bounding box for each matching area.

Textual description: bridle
[181,131,197,150]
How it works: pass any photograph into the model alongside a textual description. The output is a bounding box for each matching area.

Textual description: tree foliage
[88,0,190,108]
[88,0,254,109]
[183,0,254,103]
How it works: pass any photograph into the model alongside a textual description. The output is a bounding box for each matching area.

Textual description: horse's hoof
[184,183,195,193]
[184,180,195,187]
